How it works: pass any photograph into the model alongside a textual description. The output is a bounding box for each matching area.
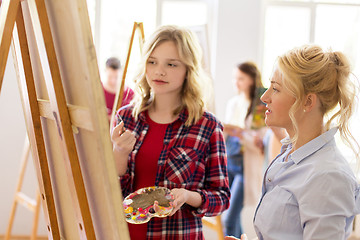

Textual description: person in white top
[223,62,267,238]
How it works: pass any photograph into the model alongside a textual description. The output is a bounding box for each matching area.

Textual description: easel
[202,216,225,240]
[110,22,144,125]
[5,137,42,240]
[0,0,94,238]
[0,0,129,239]
[0,0,61,238]
[1,3,42,240]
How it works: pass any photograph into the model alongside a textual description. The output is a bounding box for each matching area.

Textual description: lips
[265,106,272,115]
[153,79,168,85]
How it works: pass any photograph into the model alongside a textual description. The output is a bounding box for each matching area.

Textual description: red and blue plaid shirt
[114,106,230,240]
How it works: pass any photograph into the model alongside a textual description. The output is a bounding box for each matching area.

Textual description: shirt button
[268,178,271,182]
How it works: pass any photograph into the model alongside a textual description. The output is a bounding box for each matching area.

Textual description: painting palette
[123,186,174,224]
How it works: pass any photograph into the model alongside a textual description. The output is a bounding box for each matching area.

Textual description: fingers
[153,201,160,212]
[112,121,125,139]
[113,130,136,151]
[169,200,179,216]
[169,189,183,216]
[241,234,248,240]
[111,120,136,153]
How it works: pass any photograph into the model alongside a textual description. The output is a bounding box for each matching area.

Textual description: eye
[147,60,156,64]
[272,87,279,92]
[168,63,177,67]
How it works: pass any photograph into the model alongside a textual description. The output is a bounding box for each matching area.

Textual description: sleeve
[191,124,230,217]
[119,169,132,198]
[298,171,358,240]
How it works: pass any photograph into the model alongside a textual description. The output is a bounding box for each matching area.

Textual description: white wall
[0,54,47,235]
[211,0,263,121]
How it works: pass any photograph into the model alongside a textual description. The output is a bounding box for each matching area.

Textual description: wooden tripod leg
[4,138,31,240]
[14,3,60,239]
[136,22,145,52]
[110,22,145,126]
[31,191,41,240]
[0,0,21,94]
[215,215,225,240]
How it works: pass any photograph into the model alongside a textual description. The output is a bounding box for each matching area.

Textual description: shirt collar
[280,127,338,164]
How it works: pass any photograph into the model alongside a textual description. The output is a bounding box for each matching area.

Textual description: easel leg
[31,191,41,240]
[14,2,61,239]
[0,0,20,93]
[4,138,31,240]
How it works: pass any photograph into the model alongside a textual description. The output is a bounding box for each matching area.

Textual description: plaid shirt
[115,106,230,240]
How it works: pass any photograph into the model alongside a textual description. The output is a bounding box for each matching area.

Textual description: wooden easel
[202,216,225,240]
[0,0,91,238]
[5,137,42,240]
[1,1,41,237]
[0,0,129,239]
[110,22,144,125]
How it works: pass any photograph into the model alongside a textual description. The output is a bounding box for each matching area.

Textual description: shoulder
[197,110,224,131]
[301,146,358,193]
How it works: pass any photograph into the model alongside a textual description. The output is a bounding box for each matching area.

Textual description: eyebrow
[148,56,182,62]
[271,80,281,86]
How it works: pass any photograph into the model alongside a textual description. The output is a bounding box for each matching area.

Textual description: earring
[303,109,306,113]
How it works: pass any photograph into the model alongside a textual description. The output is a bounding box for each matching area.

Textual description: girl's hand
[169,188,190,216]
[111,121,136,155]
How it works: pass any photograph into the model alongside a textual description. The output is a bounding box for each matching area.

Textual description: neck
[103,81,117,93]
[244,89,252,101]
[286,116,323,152]
[148,93,182,123]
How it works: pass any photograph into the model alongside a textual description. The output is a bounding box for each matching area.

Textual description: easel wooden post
[0,2,42,238]
[110,22,144,125]
[1,0,102,239]
[1,0,130,238]
[0,0,61,239]
[5,137,42,240]
[202,216,225,240]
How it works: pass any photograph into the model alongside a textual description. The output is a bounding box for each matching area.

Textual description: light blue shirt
[254,128,360,240]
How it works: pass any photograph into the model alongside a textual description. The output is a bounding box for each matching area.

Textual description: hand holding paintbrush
[111,116,136,176]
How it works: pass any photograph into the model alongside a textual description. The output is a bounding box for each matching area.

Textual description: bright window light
[161,1,207,26]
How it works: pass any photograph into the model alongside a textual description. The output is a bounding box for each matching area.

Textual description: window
[262,5,310,84]
[161,1,208,26]
[86,0,210,87]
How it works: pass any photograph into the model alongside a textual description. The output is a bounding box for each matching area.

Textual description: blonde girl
[111,25,230,239]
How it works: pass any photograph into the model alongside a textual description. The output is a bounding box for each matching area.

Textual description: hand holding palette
[123,186,174,224]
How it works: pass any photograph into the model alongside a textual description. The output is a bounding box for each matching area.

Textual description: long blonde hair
[132,25,208,126]
[277,44,359,159]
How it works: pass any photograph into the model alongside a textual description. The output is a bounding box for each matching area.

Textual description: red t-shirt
[103,86,134,116]
[128,111,169,240]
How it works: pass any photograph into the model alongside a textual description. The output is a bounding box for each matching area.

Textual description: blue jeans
[224,170,244,238]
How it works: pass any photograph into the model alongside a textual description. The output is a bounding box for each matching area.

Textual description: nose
[260,88,271,104]
[155,65,166,76]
